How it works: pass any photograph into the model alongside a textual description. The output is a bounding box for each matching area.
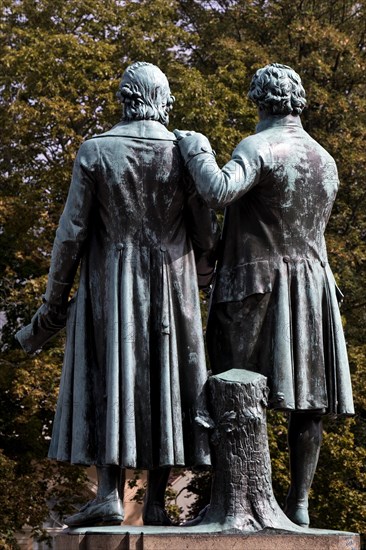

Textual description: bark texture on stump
[199,368,298,532]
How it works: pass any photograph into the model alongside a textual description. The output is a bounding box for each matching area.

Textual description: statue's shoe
[284,500,309,527]
[64,492,124,527]
[143,502,173,526]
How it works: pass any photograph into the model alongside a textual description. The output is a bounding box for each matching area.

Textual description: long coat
[18,120,214,468]
[177,115,354,415]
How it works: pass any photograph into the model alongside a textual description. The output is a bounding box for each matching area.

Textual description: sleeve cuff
[44,276,72,308]
[177,133,215,165]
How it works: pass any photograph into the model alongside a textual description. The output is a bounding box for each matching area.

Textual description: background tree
[1,0,365,546]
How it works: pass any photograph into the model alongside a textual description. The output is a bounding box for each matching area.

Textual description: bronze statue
[16,62,214,527]
[175,63,354,528]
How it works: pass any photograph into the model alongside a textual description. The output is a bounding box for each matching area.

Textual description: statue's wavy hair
[248,63,306,116]
[117,62,175,126]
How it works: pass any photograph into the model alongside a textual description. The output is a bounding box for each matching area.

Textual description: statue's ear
[119,83,134,99]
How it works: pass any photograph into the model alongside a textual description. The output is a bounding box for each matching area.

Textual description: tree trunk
[200,368,298,532]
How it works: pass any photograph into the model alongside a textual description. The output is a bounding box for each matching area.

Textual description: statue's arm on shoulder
[174,130,264,208]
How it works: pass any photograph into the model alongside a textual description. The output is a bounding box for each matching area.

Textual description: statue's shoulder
[304,131,336,164]
[89,121,176,142]
[233,132,269,160]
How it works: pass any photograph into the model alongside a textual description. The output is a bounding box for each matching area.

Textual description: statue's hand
[173,129,214,164]
[15,301,68,354]
[173,129,196,140]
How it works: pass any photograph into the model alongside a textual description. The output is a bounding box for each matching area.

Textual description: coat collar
[98,120,176,141]
[256,114,303,133]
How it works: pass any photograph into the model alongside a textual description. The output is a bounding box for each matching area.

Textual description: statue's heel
[101,515,124,526]
[284,499,309,527]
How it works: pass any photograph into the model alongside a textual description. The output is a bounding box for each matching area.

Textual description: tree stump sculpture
[197,368,299,532]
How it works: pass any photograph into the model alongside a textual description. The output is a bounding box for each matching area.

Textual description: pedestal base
[54,526,360,550]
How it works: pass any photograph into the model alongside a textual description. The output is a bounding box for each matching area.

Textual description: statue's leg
[284,412,323,527]
[206,296,270,375]
[96,465,125,500]
[63,466,124,527]
[143,467,173,525]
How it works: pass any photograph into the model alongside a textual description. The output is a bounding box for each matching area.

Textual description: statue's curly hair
[248,63,306,116]
[117,62,175,126]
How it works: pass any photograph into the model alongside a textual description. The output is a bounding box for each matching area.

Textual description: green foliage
[268,413,366,531]
[1,0,366,540]
[311,417,366,532]
[126,469,183,524]
[185,469,212,520]
[267,411,291,509]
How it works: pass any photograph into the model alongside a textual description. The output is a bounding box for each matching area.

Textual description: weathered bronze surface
[199,369,299,531]
[16,61,355,532]
[16,62,214,526]
[175,63,354,527]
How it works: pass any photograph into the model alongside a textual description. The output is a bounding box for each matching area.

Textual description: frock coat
[18,120,214,468]
[177,115,354,415]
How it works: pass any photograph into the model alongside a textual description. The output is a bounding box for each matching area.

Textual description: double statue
[17,62,354,529]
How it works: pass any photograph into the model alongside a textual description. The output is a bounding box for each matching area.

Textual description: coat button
[283,256,290,263]
[116,243,124,250]
[160,245,167,252]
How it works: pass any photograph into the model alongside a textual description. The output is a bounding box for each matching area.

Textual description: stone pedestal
[54,526,360,550]
[54,370,361,550]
